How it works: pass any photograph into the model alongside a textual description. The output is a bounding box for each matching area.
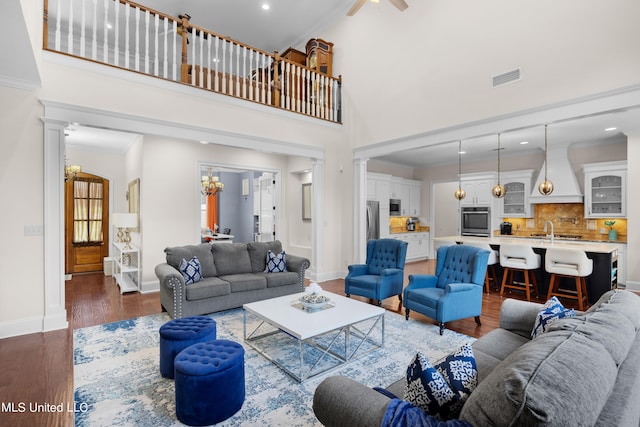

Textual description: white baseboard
[140,280,160,294]
[0,316,45,339]
[307,269,347,284]
[624,280,640,292]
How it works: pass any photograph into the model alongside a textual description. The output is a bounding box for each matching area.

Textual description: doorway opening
[199,164,278,244]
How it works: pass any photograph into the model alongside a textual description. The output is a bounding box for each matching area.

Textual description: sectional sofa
[313,290,640,426]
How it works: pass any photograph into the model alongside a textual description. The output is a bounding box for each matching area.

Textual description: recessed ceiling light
[200,141,209,144]
[605,127,617,132]
[261,3,270,10]
[107,23,113,29]
[458,151,466,155]
[519,141,528,145]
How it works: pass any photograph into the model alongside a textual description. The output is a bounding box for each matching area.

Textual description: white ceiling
[140,0,354,53]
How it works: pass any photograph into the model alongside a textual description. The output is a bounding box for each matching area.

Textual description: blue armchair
[403,244,489,335]
[345,239,408,306]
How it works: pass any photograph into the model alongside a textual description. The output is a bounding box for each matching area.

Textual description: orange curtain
[206,194,218,231]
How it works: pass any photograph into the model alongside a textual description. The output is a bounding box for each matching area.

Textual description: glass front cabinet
[500,170,534,218]
[583,161,627,218]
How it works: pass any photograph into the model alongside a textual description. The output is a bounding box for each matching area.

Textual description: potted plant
[605,220,617,241]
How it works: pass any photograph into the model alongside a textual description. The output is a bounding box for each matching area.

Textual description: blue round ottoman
[174,340,245,426]
[159,316,217,379]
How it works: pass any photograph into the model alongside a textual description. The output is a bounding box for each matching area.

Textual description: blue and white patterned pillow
[404,343,478,420]
[264,250,286,273]
[531,296,576,338]
[179,256,203,285]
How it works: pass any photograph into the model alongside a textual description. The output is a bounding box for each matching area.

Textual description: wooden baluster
[285,62,291,110]
[134,7,140,71]
[272,53,280,108]
[198,30,204,88]
[229,42,234,95]
[214,36,220,92]
[248,47,254,100]
[113,0,120,66]
[162,17,168,78]
[260,53,266,104]
[206,33,212,90]
[171,20,177,80]
[153,14,159,76]
[311,73,317,117]
[280,61,287,108]
[296,65,302,112]
[242,46,247,99]
[124,5,130,68]
[190,27,196,85]
[80,0,86,57]
[144,10,150,74]
[54,0,61,50]
[253,50,260,101]
[91,0,98,60]
[235,43,241,96]
[302,68,309,114]
[67,0,73,54]
[267,56,272,105]
[103,0,108,63]
[221,40,227,93]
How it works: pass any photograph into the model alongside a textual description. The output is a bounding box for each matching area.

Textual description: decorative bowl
[299,293,330,309]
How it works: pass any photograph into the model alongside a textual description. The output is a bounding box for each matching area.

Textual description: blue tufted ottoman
[159,316,217,379]
[174,340,245,426]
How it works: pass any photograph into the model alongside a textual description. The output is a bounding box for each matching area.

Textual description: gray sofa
[313,290,640,427]
[155,240,310,318]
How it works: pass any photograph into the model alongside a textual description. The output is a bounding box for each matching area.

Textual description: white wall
[325,0,640,145]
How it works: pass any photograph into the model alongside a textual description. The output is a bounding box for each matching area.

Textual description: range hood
[529,144,583,204]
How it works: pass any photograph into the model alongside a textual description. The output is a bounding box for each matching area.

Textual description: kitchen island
[434,235,621,304]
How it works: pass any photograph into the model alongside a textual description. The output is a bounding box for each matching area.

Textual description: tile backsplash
[503,203,626,240]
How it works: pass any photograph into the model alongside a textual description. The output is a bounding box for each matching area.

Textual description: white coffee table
[243,292,385,382]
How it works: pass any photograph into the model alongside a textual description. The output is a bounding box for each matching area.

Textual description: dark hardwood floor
[0,259,558,426]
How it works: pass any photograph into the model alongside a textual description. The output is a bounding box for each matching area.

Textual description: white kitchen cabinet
[460,178,493,207]
[391,232,430,261]
[112,242,140,293]
[616,244,626,287]
[501,170,534,218]
[584,161,627,218]
[408,181,422,216]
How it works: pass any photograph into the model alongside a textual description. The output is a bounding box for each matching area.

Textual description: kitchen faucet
[543,220,555,244]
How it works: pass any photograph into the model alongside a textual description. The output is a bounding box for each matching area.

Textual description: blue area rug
[74,307,474,426]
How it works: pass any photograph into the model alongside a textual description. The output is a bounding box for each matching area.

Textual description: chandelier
[201,169,224,196]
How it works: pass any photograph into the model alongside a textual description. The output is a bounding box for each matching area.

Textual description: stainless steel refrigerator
[366,200,380,241]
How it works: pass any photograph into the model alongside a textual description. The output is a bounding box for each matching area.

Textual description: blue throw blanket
[382,399,473,427]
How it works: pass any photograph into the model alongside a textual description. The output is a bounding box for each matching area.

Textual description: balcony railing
[43,0,342,123]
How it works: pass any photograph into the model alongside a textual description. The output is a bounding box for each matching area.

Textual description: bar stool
[545,247,592,310]
[499,244,541,301]
[468,243,500,293]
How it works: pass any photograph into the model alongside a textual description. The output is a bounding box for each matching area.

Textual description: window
[73,178,104,244]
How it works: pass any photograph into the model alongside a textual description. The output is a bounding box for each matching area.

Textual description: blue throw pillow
[531,296,576,338]
[404,344,478,420]
[264,250,286,273]
[179,256,203,285]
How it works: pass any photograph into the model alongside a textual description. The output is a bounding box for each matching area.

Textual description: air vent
[492,68,521,87]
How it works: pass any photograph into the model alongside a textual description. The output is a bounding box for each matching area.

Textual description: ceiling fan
[347,0,409,16]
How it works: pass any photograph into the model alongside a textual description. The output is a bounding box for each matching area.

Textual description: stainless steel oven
[461,207,491,236]
[390,198,401,216]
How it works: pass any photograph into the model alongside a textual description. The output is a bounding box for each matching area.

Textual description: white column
[624,130,640,291]
[353,158,368,263]
[43,120,69,332]
[311,158,324,282]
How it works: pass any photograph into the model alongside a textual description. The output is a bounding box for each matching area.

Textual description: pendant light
[454,140,466,200]
[538,124,554,196]
[491,133,506,198]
